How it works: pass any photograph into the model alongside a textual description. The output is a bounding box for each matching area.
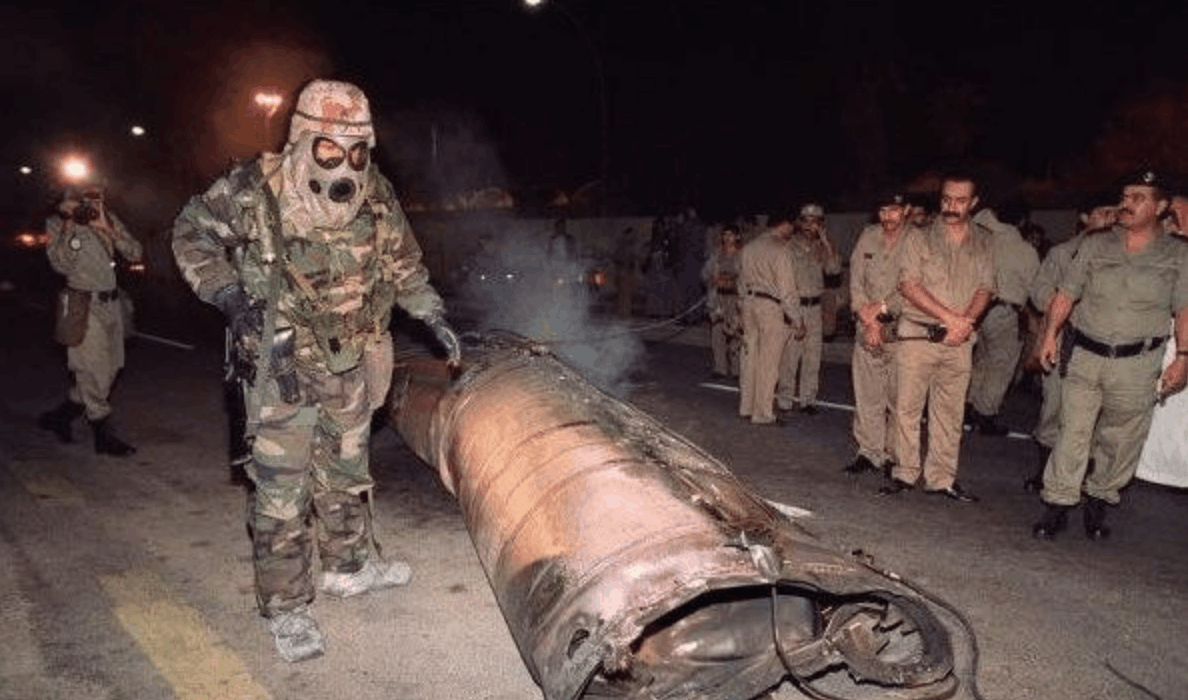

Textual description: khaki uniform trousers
[246,361,376,615]
[1041,347,1163,506]
[777,306,823,409]
[969,305,1022,416]
[1033,365,1063,448]
[852,341,897,465]
[893,340,973,490]
[66,295,126,421]
[711,319,741,376]
[739,297,790,423]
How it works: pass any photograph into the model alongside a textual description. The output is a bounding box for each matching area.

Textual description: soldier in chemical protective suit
[38,184,142,456]
[172,80,461,662]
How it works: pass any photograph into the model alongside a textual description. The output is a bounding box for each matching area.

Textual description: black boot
[90,417,136,457]
[1083,496,1111,541]
[1032,503,1071,540]
[37,400,85,443]
[1024,443,1051,493]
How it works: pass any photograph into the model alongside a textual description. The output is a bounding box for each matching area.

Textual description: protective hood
[281,132,371,230]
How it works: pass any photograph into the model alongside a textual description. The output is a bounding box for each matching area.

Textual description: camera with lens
[72,201,100,225]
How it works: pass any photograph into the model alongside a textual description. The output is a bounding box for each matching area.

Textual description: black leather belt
[1072,328,1164,359]
[747,291,780,303]
[800,295,822,306]
[74,288,119,302]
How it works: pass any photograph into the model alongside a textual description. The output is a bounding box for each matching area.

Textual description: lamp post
[523,0,609,211]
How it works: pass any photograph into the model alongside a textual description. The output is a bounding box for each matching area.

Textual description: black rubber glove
[425,315,462,368]
[212,285,263,339]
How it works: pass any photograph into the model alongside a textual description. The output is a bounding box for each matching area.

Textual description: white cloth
[1135,331,1188,488]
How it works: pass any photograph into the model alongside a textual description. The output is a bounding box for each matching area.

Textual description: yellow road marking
[20,474,84,502]
[99,569,271,700]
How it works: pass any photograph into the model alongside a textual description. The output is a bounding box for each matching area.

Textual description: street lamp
[253,89,285,149]
[523,0,610,210]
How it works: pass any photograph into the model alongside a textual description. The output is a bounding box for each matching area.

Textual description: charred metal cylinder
[389,333,959,700]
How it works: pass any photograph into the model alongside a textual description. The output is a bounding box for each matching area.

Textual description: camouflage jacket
[172,155,444,374]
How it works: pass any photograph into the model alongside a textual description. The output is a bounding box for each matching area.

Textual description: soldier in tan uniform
[38,184,142,456]
[846,192,911,475]
[1033,170,1188,540]
[701,224,743,378]
[966,208,1040,435]
[880,174,994,502]
[777,203,840,415]
[173,80,461,661]
[738,211,803,425]
[1024,198,1116,492]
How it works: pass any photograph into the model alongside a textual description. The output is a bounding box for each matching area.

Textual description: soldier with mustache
[1032,169,1188,541]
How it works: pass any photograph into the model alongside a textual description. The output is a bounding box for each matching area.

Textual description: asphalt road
[1,293,1185,700]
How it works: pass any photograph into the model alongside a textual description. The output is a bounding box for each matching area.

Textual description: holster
[271,327,302,404]
[1058,329,1075,379]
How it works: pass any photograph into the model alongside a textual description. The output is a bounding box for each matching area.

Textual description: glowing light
[16,232,37,247]
[524,0,545,5]
[130,125,146,136]
[254,90,284,117]
[60,156,90,183]
[18,166,31,175]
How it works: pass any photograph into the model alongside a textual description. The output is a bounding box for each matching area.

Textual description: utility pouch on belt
[362,332,395,411]
[310,311,363,374]
[54,287,91,346]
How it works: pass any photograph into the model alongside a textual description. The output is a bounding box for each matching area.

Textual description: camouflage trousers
[244,361,376,617]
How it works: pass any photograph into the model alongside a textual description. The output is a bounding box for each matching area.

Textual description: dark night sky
[4,0,1188,220]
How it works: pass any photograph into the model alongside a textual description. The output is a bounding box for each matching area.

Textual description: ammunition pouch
[310,310,365,375]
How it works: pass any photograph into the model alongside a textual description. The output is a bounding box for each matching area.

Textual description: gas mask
[284,132,371,229]
[281,79,378,230]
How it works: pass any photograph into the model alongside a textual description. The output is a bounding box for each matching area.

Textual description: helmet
[287,79,376,148]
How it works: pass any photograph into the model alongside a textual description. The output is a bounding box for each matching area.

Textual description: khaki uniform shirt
[898,220,995,325]
[739,230,801,321]
[46,212,142,291]
[788,233,841,298]
[850,223,911,315]
[1029,234,1086,312]
[989,223,1040,307]
[701,250,740,319]
[1061,228,1188,343]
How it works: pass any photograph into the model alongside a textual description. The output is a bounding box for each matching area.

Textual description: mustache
[941,211,962,219]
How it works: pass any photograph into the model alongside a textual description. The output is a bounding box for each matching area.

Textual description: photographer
[37,184,142,456]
